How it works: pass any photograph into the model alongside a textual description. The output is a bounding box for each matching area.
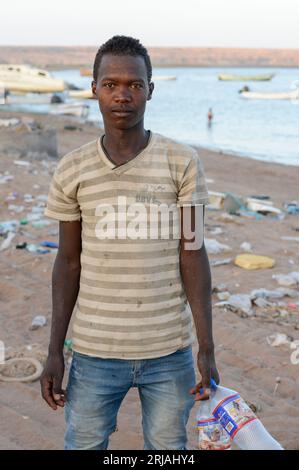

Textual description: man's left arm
[179,205,220,401]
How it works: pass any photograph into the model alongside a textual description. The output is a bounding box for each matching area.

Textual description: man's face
[92,54,154,130]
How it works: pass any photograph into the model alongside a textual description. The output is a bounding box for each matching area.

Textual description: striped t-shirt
[45,131,209,359]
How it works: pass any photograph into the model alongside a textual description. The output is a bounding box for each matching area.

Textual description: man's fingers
[53,389,66,407]
[41,378,58,410]
[194,388,211,401]
[53,377,65,407]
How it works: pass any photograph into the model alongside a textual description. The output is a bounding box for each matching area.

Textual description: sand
[0,111,298,450]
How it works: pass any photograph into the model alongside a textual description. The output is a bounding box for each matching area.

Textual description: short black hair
[93,35,152,83]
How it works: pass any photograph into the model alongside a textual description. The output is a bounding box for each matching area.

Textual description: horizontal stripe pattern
[45,132,208,359]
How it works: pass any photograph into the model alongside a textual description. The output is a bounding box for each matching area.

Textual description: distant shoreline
[1,45,299,68]
[46,64,299,71]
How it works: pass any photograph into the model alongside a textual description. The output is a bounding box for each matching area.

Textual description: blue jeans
[64,346,196,450]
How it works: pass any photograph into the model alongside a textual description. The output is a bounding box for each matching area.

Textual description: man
[40,35,219,450]
[207,108,213,126]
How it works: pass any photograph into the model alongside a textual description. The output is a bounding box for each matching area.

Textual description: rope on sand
[0,357,43,382]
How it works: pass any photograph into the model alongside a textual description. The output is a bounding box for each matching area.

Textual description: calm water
[17,67,299,165]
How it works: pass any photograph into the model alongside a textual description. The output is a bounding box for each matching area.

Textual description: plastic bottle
[196,380,232,450]
[208,380,283,450]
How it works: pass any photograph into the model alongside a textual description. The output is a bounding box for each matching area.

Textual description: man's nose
[114,86,132,102]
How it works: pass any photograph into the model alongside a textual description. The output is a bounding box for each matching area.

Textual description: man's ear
[91,80,97,97]
[147,82,154,101]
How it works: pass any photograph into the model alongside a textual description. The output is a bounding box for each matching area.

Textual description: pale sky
[1,0,298,49]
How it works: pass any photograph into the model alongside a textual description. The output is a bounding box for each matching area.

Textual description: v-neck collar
[97,131,155,175]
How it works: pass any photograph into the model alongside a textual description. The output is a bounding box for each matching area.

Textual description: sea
[5,67,299,166]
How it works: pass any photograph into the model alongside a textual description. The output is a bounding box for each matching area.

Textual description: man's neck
[102,121,149,164]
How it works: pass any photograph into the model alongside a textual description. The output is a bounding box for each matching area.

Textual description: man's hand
[190,350,220,401]
[40,353,66,410]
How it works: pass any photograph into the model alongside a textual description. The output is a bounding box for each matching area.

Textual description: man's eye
[104,83,114,88]
[131,84,142,89]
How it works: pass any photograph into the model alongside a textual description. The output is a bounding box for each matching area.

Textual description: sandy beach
[0,111,298,450]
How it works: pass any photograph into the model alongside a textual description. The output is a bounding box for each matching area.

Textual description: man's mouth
[111,108,133,117]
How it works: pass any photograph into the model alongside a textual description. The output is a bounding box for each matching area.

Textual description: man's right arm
[40,220,81,410]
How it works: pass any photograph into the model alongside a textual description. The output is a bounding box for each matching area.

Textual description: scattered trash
[266,333,293,347]
[250,195,270,201]
[212,284,228,293]
[234,254,275,270]
[281,236,299,242]
[215,294,253,317]
[240,242,252,252]
[217,213,242,224]
[205,238,231,254]
[0,118,21,128]
[237,209,265,220]
[0,357,43,383]
[64,125,79,131]
[208,227,223,236]
[0,220,19,235]
[0,232,16,251]
[246,198,281,215]
[14,160,30,167]
[272,272,299,287]
[16,242,27,249]
[31,219,52,228]
[207,191,225,210]
[25,244,51,254]
[273,377,281,396]
[216,291,231,301]
[64,339,73,350]
[0,174,14,184]
[223,192,246,215]
[284,201,299,215]
[24,194,34,203]
[250,288,298,301]
[30,315,47,330]
[20,219,29,225]
[210,258,232,266]
[8,204,25,213]
[254,297,271,308]
[40,241,58,248]
[35,195,48,202]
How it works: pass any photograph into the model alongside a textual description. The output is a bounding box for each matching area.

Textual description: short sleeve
[177,152,210,206]
[44,169,81,222]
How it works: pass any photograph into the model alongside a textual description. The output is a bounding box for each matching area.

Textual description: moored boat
[0,64,65,93]
[241,90,299,100]
[219,73,275,81]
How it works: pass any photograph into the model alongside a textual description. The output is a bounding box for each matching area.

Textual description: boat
[80,68,92,77]
[218,73,275,81]
[49,102,90,118]
[241,90,299,100]
[3,92,62,105]
[0,64,65,93]
[69,89,94,99]
[152,75,177,81]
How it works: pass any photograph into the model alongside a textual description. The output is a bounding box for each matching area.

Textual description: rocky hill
[0,46,298,69]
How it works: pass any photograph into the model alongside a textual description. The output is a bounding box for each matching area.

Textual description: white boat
[0,64,65,93]
[69,89,93,99]
[3,93,59,104]
[241,90,299,100]
[152,75,177,81]
[219,73,275,81]
[49,102,90,118]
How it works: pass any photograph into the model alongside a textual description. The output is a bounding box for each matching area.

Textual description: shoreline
[1,109,298,170]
